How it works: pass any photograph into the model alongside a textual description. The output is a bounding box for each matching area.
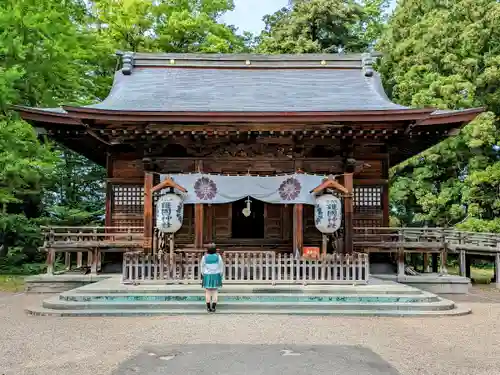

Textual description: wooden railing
[353,227,500,254]
[122,251,369,284]
[39,226,500,280]
[41,226,143,274]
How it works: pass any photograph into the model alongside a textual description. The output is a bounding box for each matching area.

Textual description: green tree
[378,0,500,231]
[0,0,251,269]
[0,0,104,263]
[257,0,389,53]
[89,0,245,53]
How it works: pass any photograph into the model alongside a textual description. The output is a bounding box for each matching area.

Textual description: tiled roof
[81,52,408,112]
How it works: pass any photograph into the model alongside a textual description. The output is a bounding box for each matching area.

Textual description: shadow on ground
[112,344,401,375]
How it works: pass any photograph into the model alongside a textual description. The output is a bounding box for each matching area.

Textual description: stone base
[373,274,471,294]
[25,274,114,294]
[25,276,471,317]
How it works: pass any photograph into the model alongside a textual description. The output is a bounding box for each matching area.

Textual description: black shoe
[206,302,212,312]
[211,302,217,312]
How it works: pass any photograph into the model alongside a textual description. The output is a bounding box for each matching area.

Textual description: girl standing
[200,244,224,312]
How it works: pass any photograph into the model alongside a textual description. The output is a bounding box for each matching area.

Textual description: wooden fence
[122,251,370,284]
[353,227,500,253]
[41,226,143,274]
[40,226,500,280]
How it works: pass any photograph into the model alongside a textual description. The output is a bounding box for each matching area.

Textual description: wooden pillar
[397,249,405,278]
[46,249,55,275]
[105,153,113,228]
[143,172,154,251]
[321,235,328,258]
[382,155,390,226]
[343,172,354,254]
[459,250,467,276]
[397,229,405,277]
[91,249,99,275]
[204,205,213,244]
[423,253,430,273]
[495,252,500,289]
[439,251,448,274]
[194,159,204,250]
[65,252,71,271]
[76,252,83,268]
[293,204,303,256]
[195,204,204,249]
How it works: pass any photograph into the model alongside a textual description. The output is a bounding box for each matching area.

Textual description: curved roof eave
[60,105,435,123]
[12,105,81,125]
[416,107,485,126]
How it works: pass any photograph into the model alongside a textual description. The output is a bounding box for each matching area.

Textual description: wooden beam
[343,172,354,254]
[106,177,144,184]
[143,172,154,251]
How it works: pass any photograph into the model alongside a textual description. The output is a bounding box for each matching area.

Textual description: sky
[222,0,397,35]
[222,0,288,35]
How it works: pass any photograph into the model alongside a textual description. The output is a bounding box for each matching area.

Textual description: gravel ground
[1,288,500,375]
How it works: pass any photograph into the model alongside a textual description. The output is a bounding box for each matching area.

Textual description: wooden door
[213,204,231,240]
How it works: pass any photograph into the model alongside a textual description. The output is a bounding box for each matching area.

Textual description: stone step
[59,292,441,303]
[26,305,472,317]
[74,283,426,296]
[43,296,456,311]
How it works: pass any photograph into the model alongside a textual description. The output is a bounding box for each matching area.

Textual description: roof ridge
[116,52,383,74]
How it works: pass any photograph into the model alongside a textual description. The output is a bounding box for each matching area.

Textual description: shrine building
[14,52,483,274]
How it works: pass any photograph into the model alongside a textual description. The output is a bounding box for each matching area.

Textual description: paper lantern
[156,193,183,233]
[314,194,342,234]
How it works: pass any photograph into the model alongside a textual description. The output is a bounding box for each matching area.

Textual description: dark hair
[207,243,217,254]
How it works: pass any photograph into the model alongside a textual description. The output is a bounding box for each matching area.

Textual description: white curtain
[161,173,326,205]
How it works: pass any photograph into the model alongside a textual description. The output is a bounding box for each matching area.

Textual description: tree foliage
[257,0,389,53]
[0,0,245,269]
[378,0,500,231]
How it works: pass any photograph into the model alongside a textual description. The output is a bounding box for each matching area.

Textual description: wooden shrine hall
[15,52,483,283]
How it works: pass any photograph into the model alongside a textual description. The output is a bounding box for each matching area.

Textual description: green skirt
[202,273,223,289]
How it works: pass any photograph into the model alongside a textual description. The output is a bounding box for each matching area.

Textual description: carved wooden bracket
[310,175,349,195]
[151,177,187,193]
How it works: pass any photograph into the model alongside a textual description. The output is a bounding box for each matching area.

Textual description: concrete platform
[373,273,471,294]
[25,276,471,317]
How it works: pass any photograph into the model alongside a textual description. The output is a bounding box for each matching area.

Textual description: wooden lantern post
[310,176,350,255]
[293,169,304,256]
[151,176,188,265]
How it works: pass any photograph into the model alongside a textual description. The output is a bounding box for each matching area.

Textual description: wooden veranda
[41,226,500,285]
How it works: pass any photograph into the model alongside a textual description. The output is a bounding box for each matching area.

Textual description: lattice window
[112,185,144,214]
[354,186,382,214]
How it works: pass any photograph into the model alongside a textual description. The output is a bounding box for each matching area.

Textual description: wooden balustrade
[40,226,500,283]
[353,227,500,254]
[41,226,144,275]
[122,251,370,284]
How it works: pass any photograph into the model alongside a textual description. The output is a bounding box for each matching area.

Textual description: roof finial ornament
[121,52,135,75]
[362,52,373,77]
